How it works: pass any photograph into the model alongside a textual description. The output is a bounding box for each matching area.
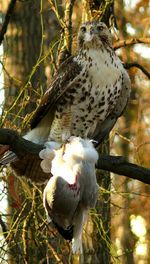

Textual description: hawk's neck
[75,47,120,87]
[77,46,115,64]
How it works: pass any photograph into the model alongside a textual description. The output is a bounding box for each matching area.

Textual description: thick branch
[97,155,150,184]
[0,0,17,45]
[0,129,43,157]
[0,129,150,184]
[125,62,150,79]
[113,37,150,50]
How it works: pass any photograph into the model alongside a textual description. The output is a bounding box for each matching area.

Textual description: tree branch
[97,155,150,184]
[0,128,150,184]
[0,129,43,157]
[113,37,150,50]
[125,62,150,79]
[57,0,75,65]
[0,0,17,45]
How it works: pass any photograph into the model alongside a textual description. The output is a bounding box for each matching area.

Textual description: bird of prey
[0,21,131,181]
[42,137,99,253]
[24,20,131,146]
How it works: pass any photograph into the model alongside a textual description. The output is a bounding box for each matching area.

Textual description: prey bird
[0,21,131,181]
[42,137,99,253]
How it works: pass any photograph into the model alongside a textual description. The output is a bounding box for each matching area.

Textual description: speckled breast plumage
[49,47,124,142]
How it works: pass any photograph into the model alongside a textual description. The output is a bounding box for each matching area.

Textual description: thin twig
[64,0,75,53]
[113,37,150,50]
[125,62,150,79]
[0,0,17,45]
[58,0,75,65]
[48,242,64,263]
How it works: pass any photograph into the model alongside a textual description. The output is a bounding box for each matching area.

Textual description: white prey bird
[42,137,99,254]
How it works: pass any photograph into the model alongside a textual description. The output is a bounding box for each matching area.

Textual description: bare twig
[47,242,64,264]
[125,62,150,79]
[0,129,150,185]
[58,0,75,65]
[0,0,17,45]
[47,0,65,29]
[64,0,75,53]
[113,37,150,50]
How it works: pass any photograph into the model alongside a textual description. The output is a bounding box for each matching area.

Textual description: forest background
[0,0,150,263]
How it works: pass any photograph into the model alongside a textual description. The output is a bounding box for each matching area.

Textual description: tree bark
[0,1,61,263]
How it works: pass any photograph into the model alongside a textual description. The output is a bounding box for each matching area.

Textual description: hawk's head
[78,21,112,49]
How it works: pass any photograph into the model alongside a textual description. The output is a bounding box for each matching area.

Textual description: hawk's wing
[89,67,131,145]
[31,56,82,129]
[0,57,82,171]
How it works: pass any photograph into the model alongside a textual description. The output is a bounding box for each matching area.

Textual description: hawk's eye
[97,25,103,31]
[80,26,86,33]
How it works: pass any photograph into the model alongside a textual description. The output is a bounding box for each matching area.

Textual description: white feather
[72,237,83,254]
[23,127,48,144]
[40,159,52,173]
[40,137,98,180]
[39,141,61,173]
[50,147,77,184]
[63,137,99,164]
[49,137,98,184]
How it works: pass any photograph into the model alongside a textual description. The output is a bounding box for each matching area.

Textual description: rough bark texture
[1,1,47,262]
[1,1,61,263]
[2,1,47,128]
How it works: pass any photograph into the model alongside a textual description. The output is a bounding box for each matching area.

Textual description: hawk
[42,137,99,253]
[1,21,131,181]
[24,20,131,146]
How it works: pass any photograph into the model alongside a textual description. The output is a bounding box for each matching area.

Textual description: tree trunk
[1,1,60,263]
[2,0,47,130]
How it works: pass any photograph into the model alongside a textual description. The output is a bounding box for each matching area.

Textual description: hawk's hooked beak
[84,26,94,42]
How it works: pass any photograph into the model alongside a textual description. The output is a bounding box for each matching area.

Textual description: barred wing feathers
[31,56,82,129]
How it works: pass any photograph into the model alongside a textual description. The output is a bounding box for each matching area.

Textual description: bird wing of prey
[30,55,82,131]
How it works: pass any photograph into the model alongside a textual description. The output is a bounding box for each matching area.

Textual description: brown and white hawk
[24,21,131,146]
[1,21,131,181]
